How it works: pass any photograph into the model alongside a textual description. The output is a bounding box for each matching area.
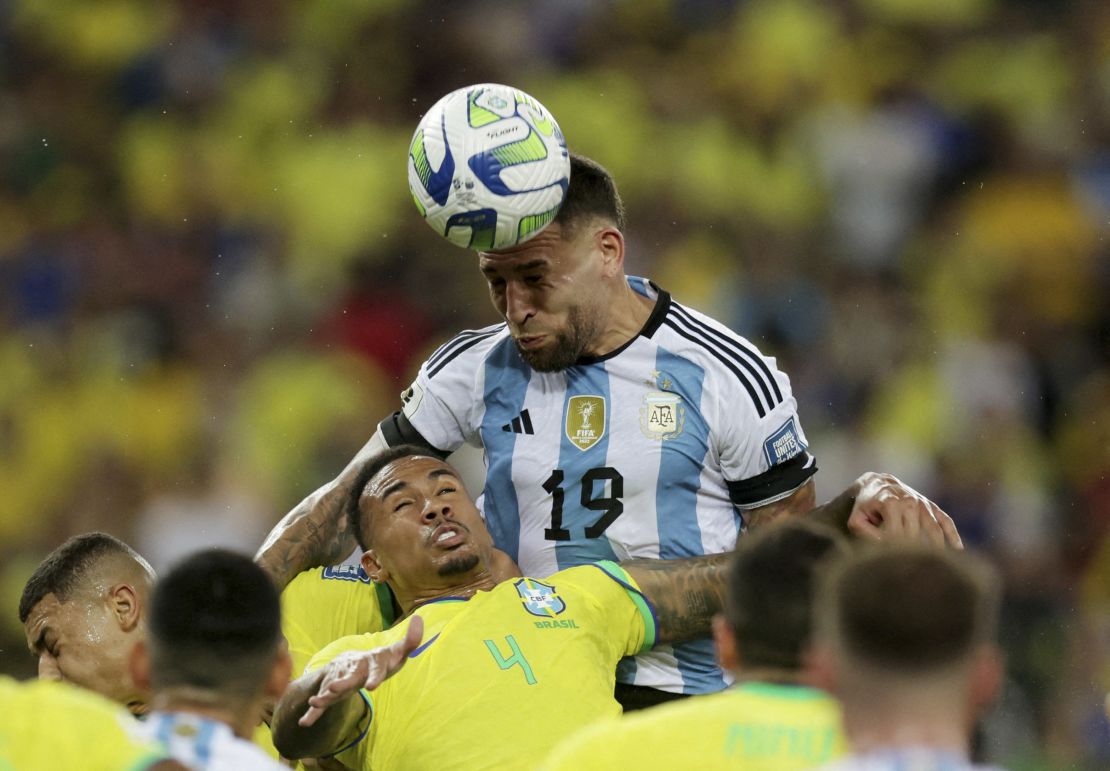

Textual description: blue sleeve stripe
[325,689,373,758]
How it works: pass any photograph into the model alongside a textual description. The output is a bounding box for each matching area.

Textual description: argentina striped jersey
[393,277,817,694]
[139,711,286,770]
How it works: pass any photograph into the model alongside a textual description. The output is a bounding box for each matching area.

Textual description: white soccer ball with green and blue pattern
[407,84,570,251]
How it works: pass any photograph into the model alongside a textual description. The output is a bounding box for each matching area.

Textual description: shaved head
[19,533,154,623]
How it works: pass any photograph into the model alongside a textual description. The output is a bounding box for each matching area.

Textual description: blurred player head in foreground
[20,531,156,714]
[715,518,848,682]
[808,545,1003,760]
[130,548,291,739]
[478,153,643,372]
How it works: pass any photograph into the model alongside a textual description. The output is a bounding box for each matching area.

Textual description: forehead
[23,593,72,638]
[478,224,573,272]
[365,455,457,499]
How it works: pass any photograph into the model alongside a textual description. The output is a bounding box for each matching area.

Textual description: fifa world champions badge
[566,395,605,451]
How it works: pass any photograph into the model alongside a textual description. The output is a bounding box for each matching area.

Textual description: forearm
[803,482,859,535]
[622,553,730,644]
[271,671,367,760]
[254,430,389,589]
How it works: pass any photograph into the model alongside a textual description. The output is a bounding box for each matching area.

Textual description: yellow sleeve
[554,561,658,658]
[281,566,395,678]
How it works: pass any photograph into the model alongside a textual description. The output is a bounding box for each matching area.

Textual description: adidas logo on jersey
[501,409,534,435]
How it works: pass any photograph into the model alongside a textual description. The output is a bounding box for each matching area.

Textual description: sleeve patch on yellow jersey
[321,563,372,583]
[592,561,658,653]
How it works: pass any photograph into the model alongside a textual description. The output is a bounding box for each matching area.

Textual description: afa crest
[515,578,566,617]
[640,390,685,440]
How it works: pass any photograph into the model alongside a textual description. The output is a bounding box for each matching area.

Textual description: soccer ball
[407,83,570,251]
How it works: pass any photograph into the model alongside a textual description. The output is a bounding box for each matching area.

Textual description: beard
[515,304,603,372]
[436,552,481,577]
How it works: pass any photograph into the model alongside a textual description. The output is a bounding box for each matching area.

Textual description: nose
[421,498,451,523]
[503,281,534,327]
[38,654,62,681]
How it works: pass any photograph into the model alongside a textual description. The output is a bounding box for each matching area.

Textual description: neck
[732,667,807,687]
[584,278,654,357]
[150,688,260,739]
[395,566,499,617]
[840,696,971,757]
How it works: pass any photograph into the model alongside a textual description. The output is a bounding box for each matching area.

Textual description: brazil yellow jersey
[282,562,396,679]
[306,561,657,771]
[0,676,170,771]
[255,562,395,764]
[543,681,847,771]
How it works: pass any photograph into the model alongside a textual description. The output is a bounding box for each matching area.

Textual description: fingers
[299,704,325,727]
[849,473,964,550]
[932,502,963,549]
[401,615,424,655]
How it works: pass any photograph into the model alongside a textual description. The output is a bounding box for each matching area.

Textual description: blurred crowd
[0,0,1107,767]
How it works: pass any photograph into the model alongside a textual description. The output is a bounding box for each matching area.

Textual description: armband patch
[763,416,806,466]
[322,563,372,583]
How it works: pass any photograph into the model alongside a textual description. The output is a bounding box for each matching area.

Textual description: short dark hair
[19,532,147,623]
[725,519,846,670]
[147,549,281,699]
[346,444,444,550]
[818,545,1000,673]
[553,153,626,235]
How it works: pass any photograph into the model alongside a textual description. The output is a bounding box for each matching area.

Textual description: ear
[595,227,625,277]
[109,583,142,633]
[970,645,1003,714]
[802,643,838,694]
[712,614,740,674]
[362,550,387,584]
[129,640,152,693]
[264,639,294,702]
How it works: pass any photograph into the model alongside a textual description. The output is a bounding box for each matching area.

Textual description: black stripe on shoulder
[427,327,503,379]
[662,317,767,418]
[727,452,817,509]
[426,325,502,371]
[669,304,783,405]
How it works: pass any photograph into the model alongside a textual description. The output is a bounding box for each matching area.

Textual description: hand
[298,616,424,727]
[847,472,962,549]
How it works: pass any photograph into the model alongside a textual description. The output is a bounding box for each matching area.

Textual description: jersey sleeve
[710,347,818,510]
[554,561,658,659]
[386,325,507,453]
[281,565,394,679]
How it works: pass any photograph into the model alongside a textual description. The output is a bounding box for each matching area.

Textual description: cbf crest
[641,371,685,440]
[566,395,605,451]
[515,578,566,617]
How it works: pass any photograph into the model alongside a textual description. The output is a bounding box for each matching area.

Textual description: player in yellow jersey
[271,445,729,770]
[280,558,397,680]
[543,519,849,770]
[0,675,186,770]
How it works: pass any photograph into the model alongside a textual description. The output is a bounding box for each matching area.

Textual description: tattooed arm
[621,554,730,644]
[254,430,390,591]
[746,474,962,549]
